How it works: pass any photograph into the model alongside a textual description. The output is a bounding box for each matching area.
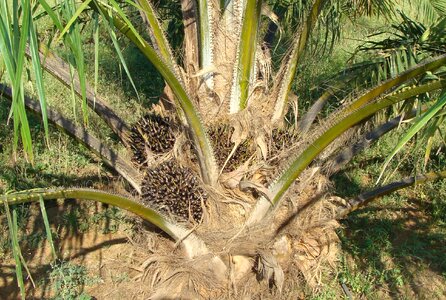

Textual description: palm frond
[1,188,215,259]
[345,0,394,17]
[138,0,179,69]
[337,169,446,218]
[325,109,418,175]
[230,0,263,113]
[378,92,446,182]
[272,0,326,123]
[247,77,446,225]
[92,2,219,185]
[412,0,446,23]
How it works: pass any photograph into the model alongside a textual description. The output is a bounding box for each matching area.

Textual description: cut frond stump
[141,160,207,222]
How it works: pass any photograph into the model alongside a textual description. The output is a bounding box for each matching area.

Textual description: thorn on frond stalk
[197,0,216,89]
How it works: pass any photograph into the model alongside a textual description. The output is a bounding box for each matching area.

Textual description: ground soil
[0,190,445,299]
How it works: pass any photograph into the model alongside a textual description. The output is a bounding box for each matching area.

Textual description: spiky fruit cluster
[270,128,298,158]
[208,125,251,172]
[141,160,206,222]
[130,114,176,165]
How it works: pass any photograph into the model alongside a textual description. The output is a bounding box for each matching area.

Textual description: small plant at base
[48,260,98,300]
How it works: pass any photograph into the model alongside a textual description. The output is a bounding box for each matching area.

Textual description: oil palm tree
[1,0,446,298]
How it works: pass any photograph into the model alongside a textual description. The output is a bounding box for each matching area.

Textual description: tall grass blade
[69,64,78,122]
[23,45,132,144]
[12,0,30,104]
[93,11,99,104]
[38,0,64,30]
[0,0,36,161]
[55,0,93,44]
[3,201,25,299]
[1,82,142,193]
[14,209,36,290]
[39,195,57,260]
[64,0,89,124]
[98,6,140,100]
[17,87,34,161]
[28,20,49,143]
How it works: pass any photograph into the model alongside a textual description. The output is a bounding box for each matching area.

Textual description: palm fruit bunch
[270,127,298,158]
[208,125,251,172]
[141,160,206,222]
[130,114,176,166]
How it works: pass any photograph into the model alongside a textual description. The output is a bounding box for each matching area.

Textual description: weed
[20,232,45,249]
[48,260,100,300]
[60,207,89,234]
[91,205,128,234]
[310,289,340,300]
[338,255,375,297]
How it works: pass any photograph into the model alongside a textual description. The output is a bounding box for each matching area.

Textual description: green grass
[331,127,446,298]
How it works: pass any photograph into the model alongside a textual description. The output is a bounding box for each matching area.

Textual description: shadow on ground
[0,199,133,299]
[335,173,446,299]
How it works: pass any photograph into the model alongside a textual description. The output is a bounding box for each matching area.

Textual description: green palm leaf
[93,1,219,185]
[378,92,446,182]
[247,77,446,225]
[1,188,216,259]
[272,0,326,123]
[230,0,262,113]
[138,0,178,67]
